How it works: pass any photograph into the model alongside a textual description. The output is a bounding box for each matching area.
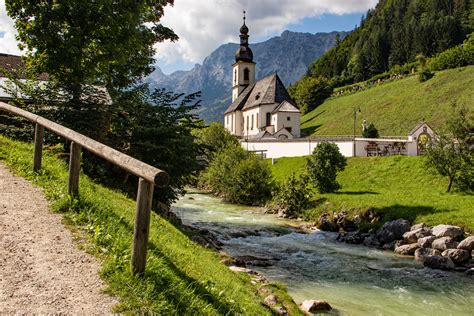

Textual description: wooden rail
[0,101,169,275]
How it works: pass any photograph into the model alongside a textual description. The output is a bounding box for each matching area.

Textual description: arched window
[244,68,250,82]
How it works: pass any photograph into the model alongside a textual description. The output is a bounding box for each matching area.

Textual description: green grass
[301,66,474,136]
[269,156,474,232]
[0,135,301,314]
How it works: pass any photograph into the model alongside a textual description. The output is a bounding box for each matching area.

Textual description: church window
[234,69,237,85]
[244,68,250,82]
[266,113,271,126]
[251,114,254,130]
[287,116,291,121]
[256,113,258,128]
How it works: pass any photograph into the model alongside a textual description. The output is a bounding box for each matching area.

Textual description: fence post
[33,123,44,172]
[68,141,82,196]
[131,178,154,275]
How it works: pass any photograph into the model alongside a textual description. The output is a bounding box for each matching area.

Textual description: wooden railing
[0,101,169,275]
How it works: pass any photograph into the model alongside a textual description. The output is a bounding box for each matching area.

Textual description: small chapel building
[224,15,301,139]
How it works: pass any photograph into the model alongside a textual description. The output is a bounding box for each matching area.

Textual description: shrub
[430,33,474,71]
[289,75,332,114]
[362,123,379,138]
[307,142,347,193]
[274,173,312,218]
[201,144,273,205]
[418,69,434,82]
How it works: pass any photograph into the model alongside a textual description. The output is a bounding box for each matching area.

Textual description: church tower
[232,11,256,102]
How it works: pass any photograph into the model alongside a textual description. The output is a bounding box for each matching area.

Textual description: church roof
[224,73,297,114]
[272,100,300,113]
[0,54,48,80]
[224,82,255,114]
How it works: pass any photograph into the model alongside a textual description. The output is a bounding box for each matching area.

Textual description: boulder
[414,248,441,263]
[442,249,471,264]
[335,211,357,232]
[301,300,332,313]
[457,236,474,252]
[317,214,338,232]
[337,231,365,244]
[403,227,432,243]
[375,219,411,244]
[263,294,278,307]
[432,237,459,251]
[467,268,474,276]
[411,223,427,231]
[381,240,397,251]
[432,224,464,238]
[363,234,381,248]
[394,243,419,256]
[418,236,436,248]
[423,255,455,270]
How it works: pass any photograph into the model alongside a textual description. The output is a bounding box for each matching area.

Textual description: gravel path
[0,163,117,314]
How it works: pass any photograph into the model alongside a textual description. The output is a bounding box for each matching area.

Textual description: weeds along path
[0,163,117,313]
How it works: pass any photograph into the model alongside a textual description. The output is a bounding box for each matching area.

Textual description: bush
[418,69,435,82]
[274,173,312,218]
[201,144,273,205]
[362,123,379,138]
[307,142,347,193]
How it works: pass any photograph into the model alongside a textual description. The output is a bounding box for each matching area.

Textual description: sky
[0,0,378,74]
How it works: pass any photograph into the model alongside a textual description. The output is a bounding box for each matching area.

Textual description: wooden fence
[0,101,169,275]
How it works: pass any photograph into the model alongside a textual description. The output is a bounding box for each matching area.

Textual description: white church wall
[242,107,260,137]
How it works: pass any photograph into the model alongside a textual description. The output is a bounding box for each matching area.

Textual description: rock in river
[442,249,471,264]
[423,255,455,270]
[418,236,436,248]
[394,243,419,256]
[375,219,411,244]
[415,248,441,263]
[301,300,332,313]
[432,237,459,251]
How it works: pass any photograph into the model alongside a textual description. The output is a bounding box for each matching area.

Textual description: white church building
[224,16,301,139]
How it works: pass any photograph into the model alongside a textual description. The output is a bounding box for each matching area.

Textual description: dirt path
[0,163,117,314]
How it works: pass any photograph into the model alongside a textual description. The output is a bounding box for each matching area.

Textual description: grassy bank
[269,156,473,232]
[301,66,474,136]
[0,135,301,314]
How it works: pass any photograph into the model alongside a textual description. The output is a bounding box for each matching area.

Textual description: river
[171,192,474,315]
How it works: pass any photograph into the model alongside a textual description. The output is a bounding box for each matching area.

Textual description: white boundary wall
[243,138,418,158]
[243,139,354,158]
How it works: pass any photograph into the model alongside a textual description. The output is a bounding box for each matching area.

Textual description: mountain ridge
[148,30,347,122]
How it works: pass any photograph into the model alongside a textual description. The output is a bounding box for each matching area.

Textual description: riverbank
[268,155,474,232]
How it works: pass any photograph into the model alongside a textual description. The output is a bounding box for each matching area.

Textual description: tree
[426,104,473,192]
[6,0,178,139]
[192,122,239,165]
[307,142,347,193]
[362,123,380,138]
[289,75,332,114]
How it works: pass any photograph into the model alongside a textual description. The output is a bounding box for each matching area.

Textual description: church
[224,15,301,139]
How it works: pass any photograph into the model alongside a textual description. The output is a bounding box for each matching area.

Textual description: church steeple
[232,11,256,102]
[235,11,253,63]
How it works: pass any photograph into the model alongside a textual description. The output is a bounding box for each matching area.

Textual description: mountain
[307,0,473,85]
[148,31,347,122]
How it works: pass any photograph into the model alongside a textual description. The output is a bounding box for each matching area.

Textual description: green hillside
[269,156,474,232]
[301,66,474,136]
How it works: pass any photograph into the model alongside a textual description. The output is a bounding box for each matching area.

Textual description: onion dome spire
[235,11,253,62]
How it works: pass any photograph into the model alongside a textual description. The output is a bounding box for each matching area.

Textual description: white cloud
[0,0,378,66]
[156,0,378,65]
[0,0,22,55]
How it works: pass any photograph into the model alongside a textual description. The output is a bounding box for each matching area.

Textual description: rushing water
[172,193,474,316]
